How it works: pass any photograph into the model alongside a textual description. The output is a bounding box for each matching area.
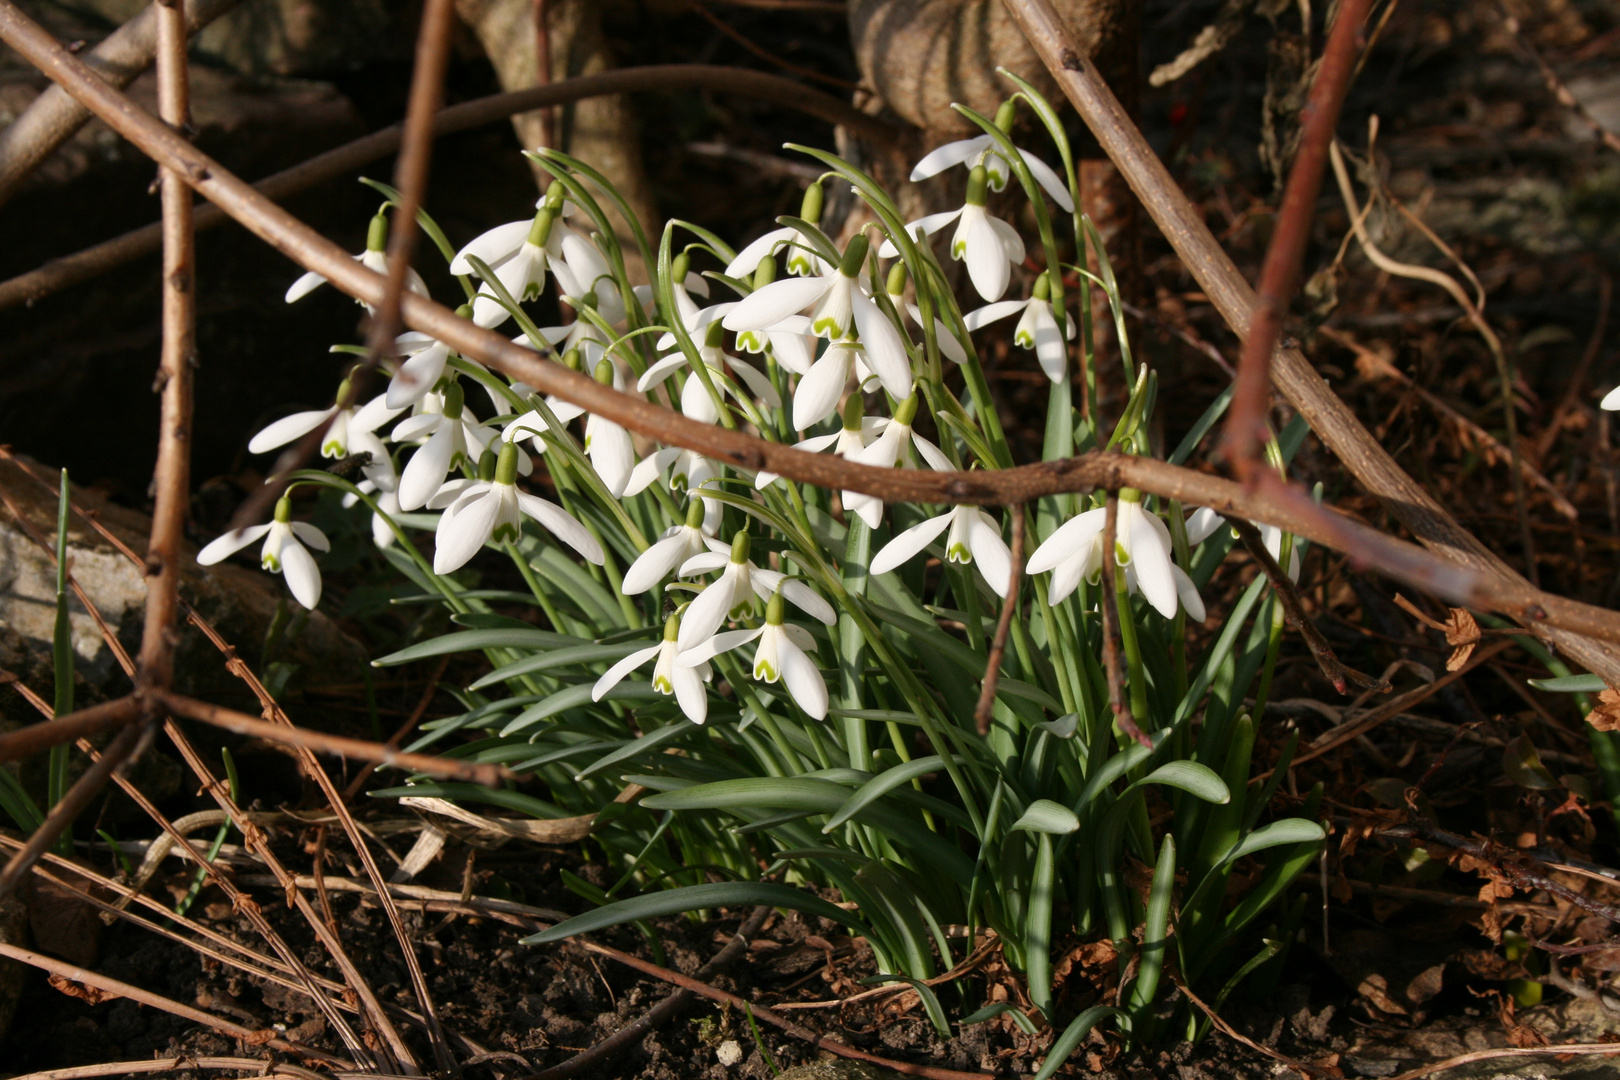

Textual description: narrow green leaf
[1011,800,1080,836]
[373,628,585,666]
[1035,1007,1125,1080]
[1529,673,1606,693]
[524,882,862,944]
[468,641,650,690]
[821,755,956,832]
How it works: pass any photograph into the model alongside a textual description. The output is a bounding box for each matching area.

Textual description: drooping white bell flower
[1183,506,1299,582]
[909,103,1075,213]
[883,166,1024,303]
[1602,386,1620,410]
[638,320,781,427]
[552,233,629,327]
[337,428,402,548]
[843,394,955,530]
[248,378,401,461]
[592,611,712,724]
[451,202,573,329]
[758,395,885,489]
[1026,489,1201,620]
[963,271,1075,382]
[729,258,816,374]
[197,496,328,610]
[285,210,428,311]
[582,359,637,497]
[724,237,914,406]
[725,181,832,280]
[386,331,452,409]
[394,381,494,511]
[622,499,714,594]
[882,261,968,366]
[675,532,836,651]
[677,588,829,720]
[430,440,604,574]
[869,499,1013,597]
[623,447,724,532]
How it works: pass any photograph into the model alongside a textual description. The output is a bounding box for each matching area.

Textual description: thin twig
[577,939,998,1080]
[973,504,1024,736]
[0,64,894,311]
[0,695,139,763]
[1001,0,1620,683]
[0,0,239,206]
[1098,494,1151,748]
[1220,0,1373,476]
[1175,977,1332,1077]
[1227,516,1389,693]
[0,941,344,1062]
[8,1058,342,1080]
[523,905,772,1079]
[136,0,196,698]
[160,691,506,785]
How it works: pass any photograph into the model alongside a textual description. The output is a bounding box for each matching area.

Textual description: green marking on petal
[947,542,972,564]
[754,660,778,682]
[493,522,520,543]
[653,675,674,695]
[261,554,281,572]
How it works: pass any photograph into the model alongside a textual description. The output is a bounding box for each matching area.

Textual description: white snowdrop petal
[968,511,1013,598]
[677,586,740,652]
[289,522,330,552]
[911,435,955,473]
[397,426,456,510]
[990,218,1026,265]
[434,491,501,574]
[387,344,450,409]
[1046,551,1086,606]
[1127,508,1179,619]
[899,209,966,243]
[1031,308,1068,383]
[279,541,323,609]
[849,290,914,400]
[779,642,828,719]
[724,227,795,279]
[934,320,969,364]
[197,524,272,565]
[677,627,763,668]
[622,534,689,595]
[589,420,635,497]
[782,624,817,651]
[723,276,832,332]
[449,220,530,276]
[869,512,955,577]
[910,135,992,180]
[963,300,1026,332]
[779,579,837,625]
[963,213,1011,302]
[793,351,851,431]
[1020,150,1076,213]
[1173,565,1207,624]
[248,408,336,454]
[284,269,328,304]
[592,644,663,701]
[679,551,730,576]
[1185,507,1225,546]
[1027,508,1106,575]
[730,360,782,408]
[846,491,884,530]
[515,493,604,564]
[426,477,476,510]
[391,412,441,443]
[673,665,709,724]
[1603,386,1620,411]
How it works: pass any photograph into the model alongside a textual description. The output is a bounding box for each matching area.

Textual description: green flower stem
[720,655,805,776]
[504,541,566,631]
[1114,568,1150,728]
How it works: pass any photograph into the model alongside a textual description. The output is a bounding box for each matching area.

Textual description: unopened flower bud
[885,261,908,297]
[593,358,615,385]
[671,251,690,284]
[993,99,1017,133]
[477,446,497,481]
[562,347,583,371]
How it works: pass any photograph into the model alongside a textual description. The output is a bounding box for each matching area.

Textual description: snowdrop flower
[431,440,604,574]
[451,202,565,328]
[730,258,816,374]
[870,500,1013,597]
[338,428,403,548]
[198,496,328,610]
[1183,506,1298,581]
[582,359,637,496]
[248,378,401,461]
[963,271,1074,382]
[758,396,884,488]
[386,331,453,409]
[624,447,724,532]
[1026,489,1204,620]
[622,499,714,594]
[678,589,828,720]
[639,321,780,427]
[885,262,968,365]
[843,394,954,530]
[1602,386,1620,410]
[725,181,832,280]
[676,532,836,651]
[553,233,629,326]
[724,236,913,403]
[393,382,493,511]
[592,612,712,725]
[910,103,1075,213]
[285,210,428,311]
[885,165,1024,302]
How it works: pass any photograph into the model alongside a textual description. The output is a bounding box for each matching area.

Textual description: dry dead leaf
[46,974,119,1004]
[1589,689,1620,733]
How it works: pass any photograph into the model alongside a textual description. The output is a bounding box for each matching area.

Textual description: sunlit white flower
[725,181,832,280]
[622,499,714,594]
[963,271,1074,382]
[285,210,428,311]
[248,380,402,461]
[430,440,604,573]
[884,262,968,365]
[910,116,1075,213]
[579,359,638,497]
[677,589,828,720]
[1184,506,1299,581]
[197,496,328,609]
[842,395,954,529]
[451,201,576,328]
[592,612,712,724]
[385,331,455,409]
[638,321,781,426]
[676,532,836,651]
[1026,490,1202,620]
[393,382,494,510]
[870,501,1013,597]
[625,447,724,532]
[1602,386,1620,411]
[553,233,629,326]
[757,396,884,488]
[337,428,403,548]
[885,165,1024,302]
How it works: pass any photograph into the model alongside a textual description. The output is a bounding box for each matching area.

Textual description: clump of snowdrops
[203,74,1326,1064]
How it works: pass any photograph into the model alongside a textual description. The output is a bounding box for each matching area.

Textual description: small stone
[716,1039,743,1066]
